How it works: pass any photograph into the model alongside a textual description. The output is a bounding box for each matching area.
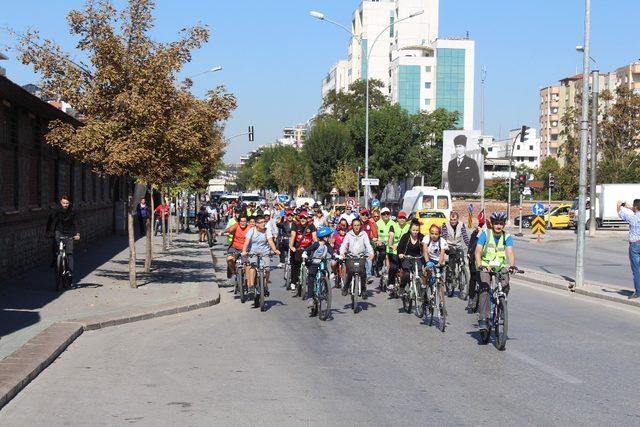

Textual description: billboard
[441,130,482,196]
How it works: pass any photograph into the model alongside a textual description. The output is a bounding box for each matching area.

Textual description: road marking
[508,349,583,385]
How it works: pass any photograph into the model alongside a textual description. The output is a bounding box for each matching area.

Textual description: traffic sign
[532,202,545,215]
[361,178,379,186]
[371,199,380,208]
[531,215,546,234]
[277,194,289,203]
[468,203,474,214]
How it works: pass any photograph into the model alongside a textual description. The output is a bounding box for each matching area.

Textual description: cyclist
[360,208,378,281]
[340,218,374,299]
[241,215,280,297]
[422,223,448,306]
[276,209,294,267]
[313,204,328,228]
[331,219,349,287]
[289,211,318,292]
[339,203,357,226]
[302,226,334,309]
[442,211,471,298]
[466,215,485,311]
[474,211,516,331]
[220,213,252,286]
[397,219,424,295]
[380,208,401,290]
[396,211,410,240]
[46,195,80,283]
[374,207,394,279]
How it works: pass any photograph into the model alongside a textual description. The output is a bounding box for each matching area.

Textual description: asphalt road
[514,231,633,289]
[2,263,640,426]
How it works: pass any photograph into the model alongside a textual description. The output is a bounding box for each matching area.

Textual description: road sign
[468,203,474,214]
[532,202,545,215]
[371,199,380,208]
[277,194,288,203]
[531,215,546,234]
[361,178,379,186]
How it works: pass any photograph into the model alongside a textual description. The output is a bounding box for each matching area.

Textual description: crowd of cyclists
[207,197,518,334]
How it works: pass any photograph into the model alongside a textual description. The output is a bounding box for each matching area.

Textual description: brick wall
[452,198,574,224]
[0,76,126,282]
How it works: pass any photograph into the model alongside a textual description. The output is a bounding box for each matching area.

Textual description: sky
[1,1,638,163]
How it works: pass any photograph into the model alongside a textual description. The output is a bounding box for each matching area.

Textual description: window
[437,196,449,210]
[529,145,534,150]
[424,82,431,89]
[551,134,559,141]
[424,66,431,72]
[487,147,493,152]
[529,157,535,162]
[424,99,431,106]
[516,145,520,150]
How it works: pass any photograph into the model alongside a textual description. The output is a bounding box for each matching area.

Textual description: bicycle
[247,253,271,312]
[296,257,309,298]
[333,257,345,289]
[234,254,247,303]
[479,267,522,350]
[425,262,446,332]
[445,246,468,299]
[400,256,425,318]
[206,221,217,247]
[54,236,74,292]
[345,254,367,314]
[374,244,387,291]
[282,249,292,289]
[310,258,332,321]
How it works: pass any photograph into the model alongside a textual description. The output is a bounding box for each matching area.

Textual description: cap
[359,208,369,215]
[397,210,407,219]
[299,210,309,218]
[285,209,293,216]
[380,207,391,214]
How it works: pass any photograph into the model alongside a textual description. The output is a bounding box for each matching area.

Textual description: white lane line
[508,349,583,385]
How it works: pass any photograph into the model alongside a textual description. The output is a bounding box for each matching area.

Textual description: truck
[400,186,452,218]
[569,183,640,229]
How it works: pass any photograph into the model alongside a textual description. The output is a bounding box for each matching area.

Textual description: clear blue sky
[1,1,638,162]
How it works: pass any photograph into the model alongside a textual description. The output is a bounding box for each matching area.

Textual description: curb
[517,269,640,309]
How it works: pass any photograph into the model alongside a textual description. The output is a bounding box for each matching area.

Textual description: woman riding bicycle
[397,219,424,296]
[289,211,318,291]
[340,218,374,299]
[301,226,334,309]
[241,215,280,297]
[422,224,448,302]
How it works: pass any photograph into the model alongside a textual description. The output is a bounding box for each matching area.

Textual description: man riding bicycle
[289,211,318,292]
[340,218,374,299]
[220,213,253,286]
[46,195,81,284]
[442,211,471,298]
[474,211,516,331]
[276,209,294,267]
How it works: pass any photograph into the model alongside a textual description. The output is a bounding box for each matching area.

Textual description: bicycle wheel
[428,287,435,326]
[297,265,306,298]
[239,269,247,303]
[62,256,72,290]
[259,274,266,312]
[55,255,63,292]
[319,276,331,321]
[495,297,508,350]
[413,279,424,318]
[446,268,454,297]
[283,261,290,289]
[438,299,446,333]
[352,274,359,313]
[458,266,468,300]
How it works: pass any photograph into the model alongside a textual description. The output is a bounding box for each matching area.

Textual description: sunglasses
[382,213,390,216]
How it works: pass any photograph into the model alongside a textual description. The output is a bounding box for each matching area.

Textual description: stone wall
[0,75,126,282]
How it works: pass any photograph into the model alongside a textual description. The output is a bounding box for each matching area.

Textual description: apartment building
[320,0,475,130]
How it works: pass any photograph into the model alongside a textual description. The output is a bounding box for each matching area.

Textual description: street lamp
[187,66,223,80]
[311,9,424,208]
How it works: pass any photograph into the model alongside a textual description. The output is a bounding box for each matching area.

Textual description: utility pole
[575,0,591,289]
[588,69,599,237]
[480,66,487,214]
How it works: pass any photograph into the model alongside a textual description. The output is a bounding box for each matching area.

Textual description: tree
[16,0,235,286]
[320,79,388,123]
[412,108,460,186]
[331,160,358,196]
[598,85,640,183]
[303,118,354,195]
[270,146,311,195]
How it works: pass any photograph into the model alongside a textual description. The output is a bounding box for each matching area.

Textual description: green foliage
[320,79,389,123]
[485,180,508,201]
[303,118,354,194]
[331,160,358,196]
[412,108,460,186]
[236,144,310,194]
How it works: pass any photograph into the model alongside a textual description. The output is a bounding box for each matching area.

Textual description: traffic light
[520,125,530,142]
[517,174,527,192]
[548,174,555,189]
[248,126,254,142]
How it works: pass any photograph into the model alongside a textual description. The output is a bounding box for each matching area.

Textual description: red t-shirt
[363,218,378,239]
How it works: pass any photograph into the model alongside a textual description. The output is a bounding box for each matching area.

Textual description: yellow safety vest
[481,230,508,270]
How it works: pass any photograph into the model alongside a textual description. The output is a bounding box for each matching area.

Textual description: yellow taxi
[409,209,448,235]
[545,203,572,229]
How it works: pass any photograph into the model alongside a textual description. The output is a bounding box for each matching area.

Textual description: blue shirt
[476,230,513,248]
[619,207,640,242]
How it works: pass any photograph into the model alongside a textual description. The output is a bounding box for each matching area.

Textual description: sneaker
[629,293,639,299]
[307,299,315,308]
[342,286,349,296]
[277,263,284,268]
[367,277,373,284]
[362,288,368,300]
[265,286,270,297]
[290,282,296,291]
[478,319,488,331]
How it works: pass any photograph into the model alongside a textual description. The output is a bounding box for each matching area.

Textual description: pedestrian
[617,200,640,299]
[136,197,149,236]
[196,206,208,242]
[154,198,170,234]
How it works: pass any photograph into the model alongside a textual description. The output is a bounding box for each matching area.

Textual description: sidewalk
[0,232,220,360]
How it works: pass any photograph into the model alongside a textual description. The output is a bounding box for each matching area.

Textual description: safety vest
[397,222,410,240]
[226,217,236,245]
[481,230,509,270]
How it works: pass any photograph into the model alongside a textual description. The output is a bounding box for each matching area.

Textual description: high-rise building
[278,124,307,148]
[321,60,350,100]
[320,0,475,129]
[615,62,640,94]
[486,128,541,170]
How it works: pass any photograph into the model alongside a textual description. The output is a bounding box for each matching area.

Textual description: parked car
[514,204,572,229]
[409,209,448,235]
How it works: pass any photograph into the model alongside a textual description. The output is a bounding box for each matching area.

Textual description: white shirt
[422,236,448,262]
[340,212,357,226]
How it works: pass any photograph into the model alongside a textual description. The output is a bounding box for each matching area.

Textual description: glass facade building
[436,48,465,126]
[397,65,421,114]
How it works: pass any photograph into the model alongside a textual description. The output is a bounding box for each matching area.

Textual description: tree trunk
[161,188,167,251]
[144,183,154,273]
[168,195,173,247]
[127,194,137,288]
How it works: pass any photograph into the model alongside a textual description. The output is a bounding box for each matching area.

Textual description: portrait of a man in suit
[447,134,480,194]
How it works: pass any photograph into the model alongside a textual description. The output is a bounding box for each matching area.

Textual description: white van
[401,186,452,218]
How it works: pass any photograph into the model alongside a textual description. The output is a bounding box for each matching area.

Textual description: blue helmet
[490,211,508,223]
[317,226,333,239]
